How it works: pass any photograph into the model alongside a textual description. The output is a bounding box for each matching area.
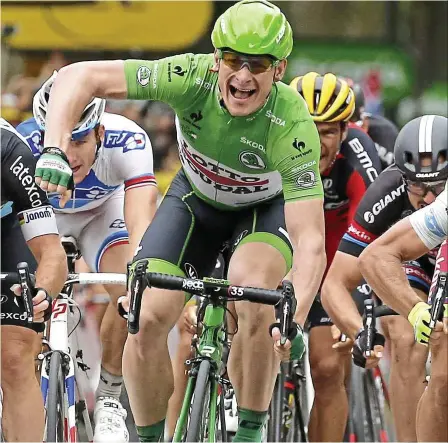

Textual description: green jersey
[124,53,323,210]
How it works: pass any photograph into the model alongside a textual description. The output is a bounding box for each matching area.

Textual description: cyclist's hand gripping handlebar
[269,281,298,344]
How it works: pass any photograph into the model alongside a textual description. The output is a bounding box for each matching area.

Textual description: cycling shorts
[134,169,293,283]
[55,189,129,272]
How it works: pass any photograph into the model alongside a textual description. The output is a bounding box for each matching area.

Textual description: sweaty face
[215,51,286,117]
[316,122,347,173]
[65,126,103,184]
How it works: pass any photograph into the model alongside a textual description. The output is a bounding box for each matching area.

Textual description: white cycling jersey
[17,112,156,213]
[410,181,447,249]
[17,112,157,271]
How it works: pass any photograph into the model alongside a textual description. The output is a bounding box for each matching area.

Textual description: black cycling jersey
[323,126,382,273]
[1,118,58,330]
[367,114,399,169]
[339,165,435,292]
[1,119,49,216]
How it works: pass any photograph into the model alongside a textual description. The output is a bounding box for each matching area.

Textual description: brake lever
[17,262,34,323]
[429,272,447,329]
[127,260,148,334]
[363,299,375,357]
[280,280,296,345]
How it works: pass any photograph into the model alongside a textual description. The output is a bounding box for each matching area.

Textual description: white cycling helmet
[33,71,106,139]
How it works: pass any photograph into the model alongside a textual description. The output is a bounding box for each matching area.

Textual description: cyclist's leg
[123,173,231,441]
[77,191,132,440]
[416,333,447,441]
[226,196,291,442]
[1,217,45,442]
[307,301,349,442]
[166,298,195,439]
[416,241,447,442]
[381,262,430,442]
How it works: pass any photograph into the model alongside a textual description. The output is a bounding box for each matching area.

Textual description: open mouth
[72,165,81,173]
[229,85,256,100]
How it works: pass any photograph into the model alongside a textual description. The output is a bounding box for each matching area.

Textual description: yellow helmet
[290,72,355,123]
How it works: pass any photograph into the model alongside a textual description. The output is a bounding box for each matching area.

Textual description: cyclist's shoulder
[271,81,310,123]
[101,112,151,151]
[14,118,42,156]
[1,118,35,157]
[355,165,410,226]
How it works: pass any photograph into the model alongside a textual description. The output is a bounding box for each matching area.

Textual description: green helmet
[211,0,293,60]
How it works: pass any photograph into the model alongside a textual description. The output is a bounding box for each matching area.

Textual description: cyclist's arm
[44,60,127,152]
[124,185,158,262]
[28,234,68,299]
[285,198,326,327]
[273,117,326,327]
[360,189,447,317]
[359,217,430,317]
[1,121,68,297]
[321,252,364,339]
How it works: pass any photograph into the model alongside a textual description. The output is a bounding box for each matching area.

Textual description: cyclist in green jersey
[34,1,326,441]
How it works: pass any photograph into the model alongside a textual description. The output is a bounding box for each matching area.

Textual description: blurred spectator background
[2,1,447,196]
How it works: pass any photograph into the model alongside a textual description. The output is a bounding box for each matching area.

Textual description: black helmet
[343,77,365,122]
[394,115,448,181]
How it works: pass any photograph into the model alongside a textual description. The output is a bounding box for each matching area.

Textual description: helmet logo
[220,18,227,35]
[276,24,285,44]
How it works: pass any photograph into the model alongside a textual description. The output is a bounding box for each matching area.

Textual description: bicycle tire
[349,364,370,442]
[46,352,66,442]
[186,359,211,442]
[365,370,389,442]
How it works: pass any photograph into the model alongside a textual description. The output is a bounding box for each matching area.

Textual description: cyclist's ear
[210,50,220,73]
[273,59,287,82]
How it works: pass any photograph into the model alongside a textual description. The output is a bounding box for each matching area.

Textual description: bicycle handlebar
[127,267,289,336]
[1,271,127,287]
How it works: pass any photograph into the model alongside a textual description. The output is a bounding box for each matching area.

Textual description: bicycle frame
[41,294,78,442]
[173,302,227,442]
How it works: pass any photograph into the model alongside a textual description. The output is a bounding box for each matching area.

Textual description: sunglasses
[405,179,446,197]
[217,50,279,75]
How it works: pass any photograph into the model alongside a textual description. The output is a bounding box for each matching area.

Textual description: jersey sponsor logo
[375,143,394,166]
[239,151,266,170]
[190,111,203,123]
[424,208,446,238]
[403,263,431,286]
[83,187,111,200]
[152,63,159,89]
[0,295,8,304]
[348,138,379,183]
[1,312,27,321]
[19,206,54,225]
[17,205,58,242]
[265,110,286,127]
[167,63,187,82]
[292,160,317,174]
[296,170,316,189]
[195,77,213,91]
[9,155,43,207]
[179,140,270,195]
[322,178,333,190]
[104,130,146,153]
[347,223,373,243]
[292,139,306,151]
[25,130,43,157]
[357,283,372,296]
[240,137,265,152]
[109,218,126,229]
[363,183,406,223]
[136,66,151,87]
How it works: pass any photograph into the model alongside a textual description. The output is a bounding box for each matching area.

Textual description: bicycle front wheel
[46,352,67,442]
[186,359,212,442]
